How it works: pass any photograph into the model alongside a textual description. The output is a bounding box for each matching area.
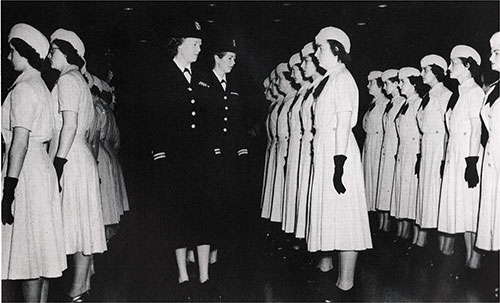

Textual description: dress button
[436,131,439,134]
[223,128,227,132]
[224,96,228,100]
[225,106,229,110]
[463,132,467,135]
[224,117,228,121]
[187,87,192,91]
[191,99,195,104]
[191,124,196,129]
[191,111,196,116]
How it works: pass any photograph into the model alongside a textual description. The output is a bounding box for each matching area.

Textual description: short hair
[459,57,482,86]
[388,76,399,83]
[429,64,446,83]
[167,37,185,58]
[408,75,429,99]
[52,39,85,70]
[326,39,351,64]
[9,38,44,71]
[375,77,384,88]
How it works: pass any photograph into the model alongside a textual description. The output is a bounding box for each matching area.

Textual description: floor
[2,150,499,302]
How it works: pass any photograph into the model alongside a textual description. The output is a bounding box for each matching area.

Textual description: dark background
[2,1,499,159]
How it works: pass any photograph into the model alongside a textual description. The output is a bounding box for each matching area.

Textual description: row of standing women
[2,23,129,302]
[260,26,499,301]
[362,32,500,277]
[261,26,372,301]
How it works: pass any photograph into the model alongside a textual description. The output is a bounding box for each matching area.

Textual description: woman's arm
[6,127,29,178]
[56,111,78,158]
[335,111,352,155]
[469,117,481,156]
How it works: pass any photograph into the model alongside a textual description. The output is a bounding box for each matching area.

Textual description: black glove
[333,155,347,194]
[53,157,68,192]
[464,156,479,188]
[2,177,18,225]
[440,160,445,179]
[415,153,421,177]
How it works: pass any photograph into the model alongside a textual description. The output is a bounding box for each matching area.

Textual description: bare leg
[209,249,218,264]
[396,220,403,238]
[440,234,455,256]
[68,252,92,297]
[401,220,411,239]
[187,249,195,263]
[377,212,384,231]
[382,212,391,232]
[336,251,358,291]
[197,244,210,283]
[175,248,189,283]
[40,278,49,303]
[22,278,43,302]
[465,232,482,269]
[318,254,334,272]
[416,229,428,247]
[411,224,419,245]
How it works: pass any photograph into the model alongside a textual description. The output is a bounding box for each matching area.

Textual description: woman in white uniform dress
[261,70,283,220]
[413,55,452,253]
[376,69,406,236]
[390,67,424,250]
[48,29,107,301]
[362,71,389,217]
[295,42,325,240]
[476,32,500,251]
[307,27,372,298]
[269,63,296,223]
[2,23,66,302]
[438,45,484,272]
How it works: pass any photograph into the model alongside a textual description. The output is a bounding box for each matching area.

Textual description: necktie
[183,68,191,83]
[221,79,226,91]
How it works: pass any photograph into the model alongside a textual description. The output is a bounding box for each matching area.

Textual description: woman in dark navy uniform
[147,20,218,301]
[204,36,248,277]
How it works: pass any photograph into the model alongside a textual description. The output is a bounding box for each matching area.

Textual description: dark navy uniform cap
[212,36,237,54]
[169,20,204,39]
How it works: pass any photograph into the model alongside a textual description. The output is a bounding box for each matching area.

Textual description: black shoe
[198,279,222,302]
[175,280,194,302]
[67,291,89,302]
[324,285,356,302]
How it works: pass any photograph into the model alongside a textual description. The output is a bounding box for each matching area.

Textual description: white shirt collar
[212,69,226,83]
[173,57,191,74]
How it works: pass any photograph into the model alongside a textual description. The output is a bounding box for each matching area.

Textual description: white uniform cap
[367,71,383,81]
[50,28,85,58]
[315,26,351,54]
[301,42,314,57]
[399,67,421,79]
[450,45,481,65]
[263,77,270,88]
[270,70,277,81]
[276,62,289,75]
[92,75,103,92]
[381,69,399,82]
[8,23,49,59]
[420,54,448,71]
[102,81,111,93]
[490,32,500,49]
[288,53,301,68]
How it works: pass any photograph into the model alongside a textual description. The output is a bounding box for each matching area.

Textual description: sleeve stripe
[153,154,166,160]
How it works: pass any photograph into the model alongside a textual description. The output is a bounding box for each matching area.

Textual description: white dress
[476,82,500,250]
[376,96,406,211]
[295,76,326,239]
[415,83,451,228]
[2,69,67,279]
[261,97,282,219]
[390,95,421,220]
[103,106,129,215]
[94,99,120,225]
[306,64,372,252]
[49,68,107,255]
[438,78,484,234]
[282,86,307,233]
[269,93,295,223]
[362,94,390,212]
